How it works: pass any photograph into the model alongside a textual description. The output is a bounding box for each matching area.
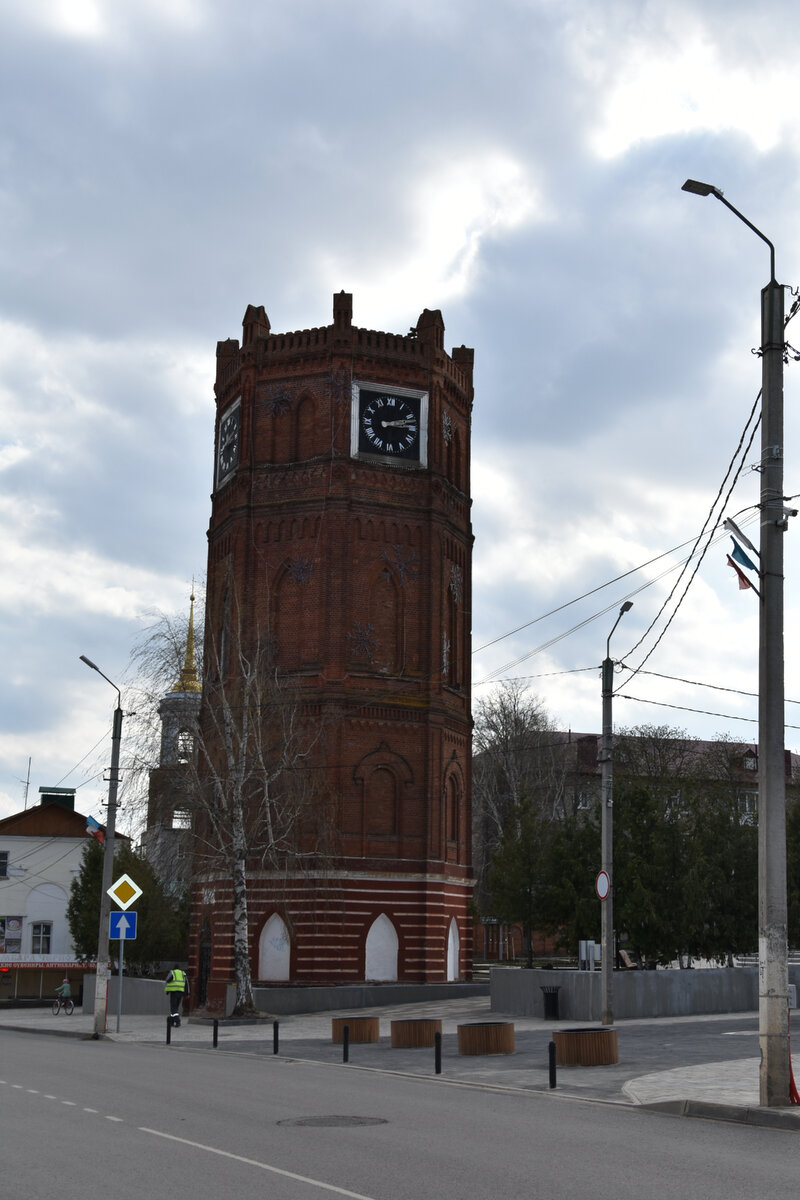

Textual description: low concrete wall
[82,975,166,1016]
[230,981,489,1017]
[491,965,800,1021]
[84,977,489,1017]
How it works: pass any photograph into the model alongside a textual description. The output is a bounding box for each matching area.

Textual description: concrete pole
[92,700,122,1039]
[758,278,790,1106]
[81,656,123,1040]
[600,602,632,1028]
[681,182,790,1105]
[600,656,615,1027]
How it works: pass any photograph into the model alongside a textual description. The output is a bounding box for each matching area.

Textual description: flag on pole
[86,815,105,844]
[727,555,760,595]
[730,536,758,573]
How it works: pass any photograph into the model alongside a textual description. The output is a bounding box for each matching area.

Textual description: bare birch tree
[126,585,334,1017]
[195,603,333,1014]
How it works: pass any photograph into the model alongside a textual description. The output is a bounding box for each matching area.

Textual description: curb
[643,1098,800,1131]
[0,1023,91,1040]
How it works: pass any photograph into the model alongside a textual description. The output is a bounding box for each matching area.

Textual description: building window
[0,851,8,878]
[176,730,195,763]
[31,923,51,955]
[738,790,758,824]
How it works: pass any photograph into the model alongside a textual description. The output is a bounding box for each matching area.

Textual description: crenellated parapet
[214,293,474,405]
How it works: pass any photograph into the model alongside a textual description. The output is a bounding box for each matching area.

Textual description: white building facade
[0,790,96,1001]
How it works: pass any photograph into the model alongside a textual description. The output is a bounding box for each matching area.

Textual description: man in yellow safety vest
[164,967,189,1026]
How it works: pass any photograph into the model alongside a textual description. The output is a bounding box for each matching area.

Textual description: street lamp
[600,600,633,1028]
[80,655,123,1040]
[682,179,789,1106]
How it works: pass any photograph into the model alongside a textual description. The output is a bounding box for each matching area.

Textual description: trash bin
[541,985,561,1020]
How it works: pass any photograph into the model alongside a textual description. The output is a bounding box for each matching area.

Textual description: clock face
[352,383,428,465]
[216,400,241,486]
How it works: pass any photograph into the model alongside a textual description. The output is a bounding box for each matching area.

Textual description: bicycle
[52,994,74,1016]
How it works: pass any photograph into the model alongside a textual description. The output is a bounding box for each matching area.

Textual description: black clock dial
[217,404,240,484]
[358,392,420,458]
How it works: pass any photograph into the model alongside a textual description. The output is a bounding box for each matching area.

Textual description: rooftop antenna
[23,756,31,809]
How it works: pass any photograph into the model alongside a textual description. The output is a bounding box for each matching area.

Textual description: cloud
[571,3,800,160]
[320,152,542,329]
[2,0,800,824]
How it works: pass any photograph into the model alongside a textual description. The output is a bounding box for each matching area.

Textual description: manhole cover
[278,1116,388,1128]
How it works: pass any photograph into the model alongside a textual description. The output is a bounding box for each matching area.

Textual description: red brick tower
[191,293,474,1001]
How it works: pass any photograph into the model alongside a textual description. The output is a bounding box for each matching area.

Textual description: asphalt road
[2,1028,798,1200]
[214,1013,763,1101]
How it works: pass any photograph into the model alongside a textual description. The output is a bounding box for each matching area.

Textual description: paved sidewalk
[3,997,800,1130]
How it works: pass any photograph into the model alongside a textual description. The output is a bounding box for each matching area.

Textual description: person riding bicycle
[55,977,71,1000]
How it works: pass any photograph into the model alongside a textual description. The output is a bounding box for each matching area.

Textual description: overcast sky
[3,0,800,827]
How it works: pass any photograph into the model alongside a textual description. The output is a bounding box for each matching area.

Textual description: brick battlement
[216,293,473,398]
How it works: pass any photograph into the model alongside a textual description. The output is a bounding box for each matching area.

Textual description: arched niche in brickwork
[258,913,291,981]
[448,426,463,490]
[365,766,397,835]
[368,566,400,672]
[444,758,465,855]
[273,555,321,668]
[447,917,460,981]
[444,555,465,689]
[353,743,413,843]
[291,391,317,460]
[365,913,399,981]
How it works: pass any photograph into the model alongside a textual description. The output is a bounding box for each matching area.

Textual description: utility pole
[758,274,789,1106]
[682,181,789,1105]
[600,601,633,1028]
[80,656,123,1040]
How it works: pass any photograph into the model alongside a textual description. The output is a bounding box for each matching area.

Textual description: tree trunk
[231,805,256,1016]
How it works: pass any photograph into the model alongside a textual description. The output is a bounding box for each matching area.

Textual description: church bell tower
[191,293,474,1000]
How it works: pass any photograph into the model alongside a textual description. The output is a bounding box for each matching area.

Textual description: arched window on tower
[365,914,399,981]
[176,729,195,763]
[259,913,291,981]
[447,917,460,981]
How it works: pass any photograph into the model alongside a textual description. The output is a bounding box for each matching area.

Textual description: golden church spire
[172,591,202,694]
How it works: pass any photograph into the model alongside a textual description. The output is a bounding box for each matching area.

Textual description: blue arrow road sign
[109,910,138,941]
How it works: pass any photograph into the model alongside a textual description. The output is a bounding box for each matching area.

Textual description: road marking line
[84,1108,99,1114]
[27,1089,39,1094]
[139,1128,378,1199]
[62,1101,76,1106]
[106,1116,123,1122]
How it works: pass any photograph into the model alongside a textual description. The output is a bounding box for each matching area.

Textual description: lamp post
[600,600,633,1028]
[682,180,789,1106]
[80,655,123,1040]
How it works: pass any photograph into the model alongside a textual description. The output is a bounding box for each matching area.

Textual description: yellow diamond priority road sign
[108,873,142,911]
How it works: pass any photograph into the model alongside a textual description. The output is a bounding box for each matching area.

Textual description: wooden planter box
[390,1018,442,1048]
[457,1021,515,1056]
[552,1027,618,1066]
[331,1016,380,1044]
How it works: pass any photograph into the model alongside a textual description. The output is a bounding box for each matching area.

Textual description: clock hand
[381,418,415,428]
